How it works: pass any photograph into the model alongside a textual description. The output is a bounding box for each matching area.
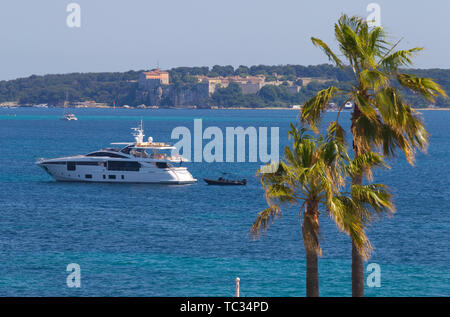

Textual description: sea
[0,107,449,297]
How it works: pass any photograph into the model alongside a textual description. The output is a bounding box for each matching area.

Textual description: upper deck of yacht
[37,120,187,164]
[111,120,177,150]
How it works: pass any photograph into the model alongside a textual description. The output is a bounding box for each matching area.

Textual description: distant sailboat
[61,91,77,121]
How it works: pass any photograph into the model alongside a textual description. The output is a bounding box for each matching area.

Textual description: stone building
[137,69,319,107]
[194,75,266,95]
[138,68,170,90]
[138,68,171,106]
[296,77,332,86]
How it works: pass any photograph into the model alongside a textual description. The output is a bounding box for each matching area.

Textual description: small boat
[204,174,247,186]
[61,91,77,120]
[61,113,78,121]
[344,101,353,109]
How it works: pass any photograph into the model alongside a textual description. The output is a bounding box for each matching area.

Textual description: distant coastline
[1,65,449,109]
[1,105,450,111]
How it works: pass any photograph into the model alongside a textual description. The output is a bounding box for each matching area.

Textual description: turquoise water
[0,108,449,296]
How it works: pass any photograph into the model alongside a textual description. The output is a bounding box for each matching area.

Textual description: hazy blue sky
[1,0,449,80]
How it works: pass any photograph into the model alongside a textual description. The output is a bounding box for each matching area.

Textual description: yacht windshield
[130,149,149,158]
[149,150,173,160]
[120,146,132,155]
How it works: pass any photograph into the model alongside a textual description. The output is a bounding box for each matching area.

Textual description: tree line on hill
[0,64,448,107]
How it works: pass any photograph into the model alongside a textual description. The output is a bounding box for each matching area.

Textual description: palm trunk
[305,247,318,297]
[352,238,365,297]
[302,200,320,297]
[351,105,365,297]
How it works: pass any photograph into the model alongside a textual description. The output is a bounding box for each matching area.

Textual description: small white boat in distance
[344,101,353,109]
[61,113,78,121]
[61,92,77,120]
[328,103,338,111]
[37,121,196,184]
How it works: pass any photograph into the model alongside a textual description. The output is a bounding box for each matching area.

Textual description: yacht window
[67,162,76,171]
[155,162,170,169]
[86,152,127,158]
[75,162,100,166]
[108,175,116,179]
[107,161,141,171]
[85,174,92,179]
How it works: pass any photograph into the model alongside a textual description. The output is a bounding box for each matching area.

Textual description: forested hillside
[0,65,448,107]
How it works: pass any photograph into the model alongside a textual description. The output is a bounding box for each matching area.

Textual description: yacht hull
[37,162,197,184]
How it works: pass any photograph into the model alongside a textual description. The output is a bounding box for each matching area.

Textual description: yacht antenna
[131,119,145,144]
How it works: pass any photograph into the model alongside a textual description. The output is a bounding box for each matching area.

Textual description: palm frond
[404,107,429,154]
[311,37,344,68]
[327,121,346,145]
[373,88,429,163]
[379,47,423,73]
[352,115,381,154]
[379,123,415,164]
[397,73,448,102]
[359,69,389,91]
[301,86,341,130]
[368,26,389,57]
[347,151,388,181]
[327,195,373,259]
[351,184,395,216]
[251,205,282,238]
[338,14,364,32]
[353,91,378,120]
[339,23,364,63]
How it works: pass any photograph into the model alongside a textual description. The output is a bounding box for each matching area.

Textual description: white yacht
[344,101,353,109]
[36,121,197,184]
[60,94,77,120]
[61,113,78,121]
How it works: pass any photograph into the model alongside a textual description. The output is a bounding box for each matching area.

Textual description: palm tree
[301,15,447,296]
[251,125,394,297]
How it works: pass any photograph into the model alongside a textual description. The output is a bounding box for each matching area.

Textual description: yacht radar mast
[132,120,145,144]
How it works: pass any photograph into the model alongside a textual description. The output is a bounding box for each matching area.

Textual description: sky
[1,0,449,81]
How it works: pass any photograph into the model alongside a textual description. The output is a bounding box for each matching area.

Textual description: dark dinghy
[204,177,247,186]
